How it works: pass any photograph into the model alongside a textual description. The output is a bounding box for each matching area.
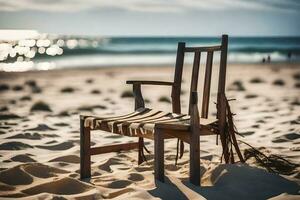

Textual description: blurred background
[0,0,300,71]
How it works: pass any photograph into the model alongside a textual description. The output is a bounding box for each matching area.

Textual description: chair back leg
[80,116,91,179]
[154,128,165,182]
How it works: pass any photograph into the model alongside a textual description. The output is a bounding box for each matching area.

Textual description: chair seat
[83,108,218,140]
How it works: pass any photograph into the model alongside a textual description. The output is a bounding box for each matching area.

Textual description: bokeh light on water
[0,31,299,72]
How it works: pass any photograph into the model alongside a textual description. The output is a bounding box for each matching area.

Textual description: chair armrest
[126,80,174,86]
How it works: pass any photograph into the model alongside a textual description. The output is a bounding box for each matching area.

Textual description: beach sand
[0,63,299,199]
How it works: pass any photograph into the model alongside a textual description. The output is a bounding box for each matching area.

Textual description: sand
[0,63,299,199]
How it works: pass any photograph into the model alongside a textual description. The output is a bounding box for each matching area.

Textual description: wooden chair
[80,35,243,186]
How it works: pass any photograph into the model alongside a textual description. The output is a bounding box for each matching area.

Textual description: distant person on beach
[267,55,271,63]
[288,52,292,61]
[262,57,266,63]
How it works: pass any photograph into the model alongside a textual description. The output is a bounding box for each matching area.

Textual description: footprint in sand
[35,141,74,151]
[25,124,56,131]
[53,122,69,127]
[11,154,36,163]
[22,163,68,178]
[128,173,144,181]
[7,132,42,140]
[245,94,258,99]
[0,165,33,185]
[98,158,124,172]
[240,131,255,136]
[0,113,21,120]
[272,133,300,143]
[0,142,33,150]
[21,177,93,195]
[107,180,132,189]
[49,155,80,164]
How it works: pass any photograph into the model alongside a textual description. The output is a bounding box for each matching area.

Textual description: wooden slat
[127,80,173,86]
[154,128,164,182]
[188,51,201,115]
[117,112,172,133]
[106,109,161,130]
[90,142,139,155]
[142,116,217,131]
[121,111,171,124]
[80,118,91,179]
[218,35,228,96]
[98,108,150,123]
[171,42,185,114]
[141,115,191,131]
[129,113,186,130]
[184,45,221,52]
[217,35,230,163]
[190,92,200,186]
[133,84,145,110]
[201,51,214,118]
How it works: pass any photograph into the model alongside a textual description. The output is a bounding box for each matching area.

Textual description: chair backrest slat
[188,51,201,115]
[184,45,221,52]
[201,51,214,118]
[171,42,185,114]
[171,35,228,117]
[218,35,228,95]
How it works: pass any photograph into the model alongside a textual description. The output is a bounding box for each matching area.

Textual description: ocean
[1,34,300,72]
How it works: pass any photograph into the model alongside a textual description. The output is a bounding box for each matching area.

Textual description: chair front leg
[138,137,145,164]
[154,128,165,182]
[190,91,200,186]
[132,83,146,165]
[189,133,200,185]
[80,116,91,179]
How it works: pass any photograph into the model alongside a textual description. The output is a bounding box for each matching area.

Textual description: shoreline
[1,62,300,75]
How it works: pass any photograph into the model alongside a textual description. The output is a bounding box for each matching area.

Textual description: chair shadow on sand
[149,164,300,200]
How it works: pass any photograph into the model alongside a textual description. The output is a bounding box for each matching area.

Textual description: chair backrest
[171,35,228,118]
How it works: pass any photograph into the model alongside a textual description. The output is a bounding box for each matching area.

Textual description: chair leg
[80,117,91,179]
[190,134,200,186]
[154,128,164,182]
[138,137,144,165]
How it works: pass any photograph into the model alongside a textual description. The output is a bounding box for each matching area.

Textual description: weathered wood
[93,108,148,123]
[202,51,213,118]
[218,35,228,95]
[154,128,164,182]
[171,42,186,169]
[80,116,91,179]
[79,35,235,186]
[133,84,145,110]
[172,42,185,114]
[217,35,230,163]
[138,138,144,164]
[190,91,200,185]
[90,142,139,155]
[132,83,146,164]
[127,80,173,86]
[184,45,222,52]
[188,51,201,115]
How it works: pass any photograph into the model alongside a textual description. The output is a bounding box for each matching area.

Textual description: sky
[0,0,299,36]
